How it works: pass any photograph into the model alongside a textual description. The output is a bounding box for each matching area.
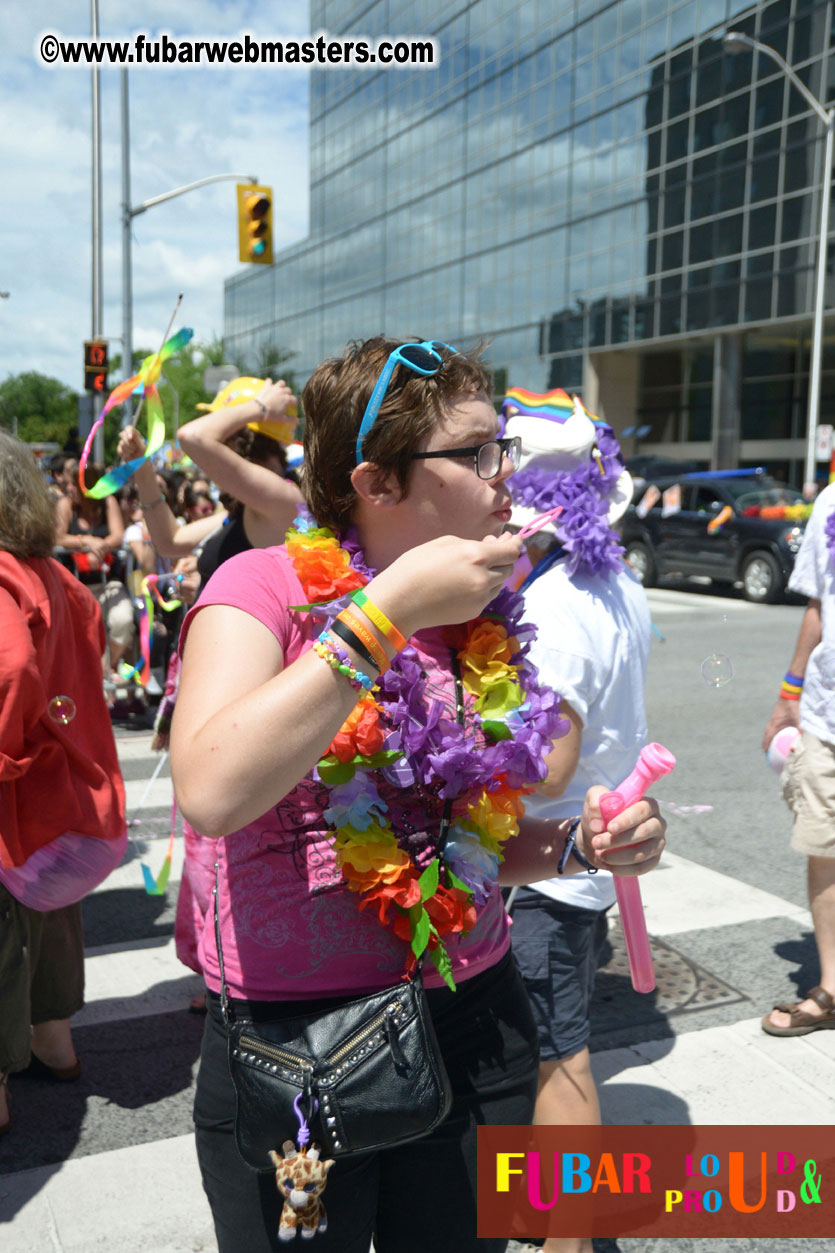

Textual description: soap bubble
[48,695,77,725]
[701,653,734,688]
[662,802,714,817]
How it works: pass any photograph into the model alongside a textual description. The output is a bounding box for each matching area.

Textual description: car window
[691,486,725,514]
[721,478,804,509]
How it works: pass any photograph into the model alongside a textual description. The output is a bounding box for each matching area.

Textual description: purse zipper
[238,1035,312,1071]
[327,1001,404,1065]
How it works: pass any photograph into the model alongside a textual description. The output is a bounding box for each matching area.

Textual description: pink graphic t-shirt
[180,546,511,1001]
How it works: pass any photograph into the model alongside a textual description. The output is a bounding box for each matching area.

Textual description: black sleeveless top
[196,515,253,586]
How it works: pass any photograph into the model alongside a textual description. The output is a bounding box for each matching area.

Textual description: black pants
[194,951,539,1253]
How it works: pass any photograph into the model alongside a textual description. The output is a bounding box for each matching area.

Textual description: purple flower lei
[510,425,625,578]
[825,505,835,570]
[290,511,569,867]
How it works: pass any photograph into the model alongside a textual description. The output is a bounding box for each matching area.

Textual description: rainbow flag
[501,387,607,427]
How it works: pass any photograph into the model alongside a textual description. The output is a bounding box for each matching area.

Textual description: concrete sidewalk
[3,1015,833,1252]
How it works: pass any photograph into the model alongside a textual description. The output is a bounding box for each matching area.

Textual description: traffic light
[84,340,109,393]
[237,183,273,265]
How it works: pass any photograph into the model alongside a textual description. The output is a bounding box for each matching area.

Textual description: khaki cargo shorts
[782,730,835,858]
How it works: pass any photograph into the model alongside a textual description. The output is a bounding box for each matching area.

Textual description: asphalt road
[4,581,832,1253]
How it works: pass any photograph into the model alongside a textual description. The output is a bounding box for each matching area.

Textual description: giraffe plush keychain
[270,1094,334,1242]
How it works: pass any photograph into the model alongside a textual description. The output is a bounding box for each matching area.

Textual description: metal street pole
[119,65,257,429]
[808,114,834,492]
[723,31,834,495]
[121,70,134,424]
[90,0,104,460]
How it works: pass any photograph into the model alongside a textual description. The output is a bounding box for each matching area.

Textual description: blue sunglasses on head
[354,340,459,465]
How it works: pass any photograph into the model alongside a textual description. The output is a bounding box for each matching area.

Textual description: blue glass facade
[224,0,835,484]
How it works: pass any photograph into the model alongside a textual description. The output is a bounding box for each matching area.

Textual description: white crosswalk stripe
[4,723,835,1253]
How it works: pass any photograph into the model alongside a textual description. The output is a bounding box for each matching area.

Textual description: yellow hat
[196,376,298,444]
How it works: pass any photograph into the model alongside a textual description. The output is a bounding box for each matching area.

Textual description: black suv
[620,471,808,603]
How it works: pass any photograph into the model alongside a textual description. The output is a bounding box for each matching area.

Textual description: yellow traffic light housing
[237,183,273,265]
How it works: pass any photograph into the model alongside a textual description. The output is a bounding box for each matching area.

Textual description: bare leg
[767,855,835,1028]
[31,1018,78,1071]
[535,1051,598,1253]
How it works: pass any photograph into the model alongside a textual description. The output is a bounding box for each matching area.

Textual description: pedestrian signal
[237,183,273,265]
[84,340,109,393]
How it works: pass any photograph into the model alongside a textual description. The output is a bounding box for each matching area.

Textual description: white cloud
[0,1,311,393]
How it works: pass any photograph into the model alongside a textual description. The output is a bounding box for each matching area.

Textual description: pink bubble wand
[598,742,676,994]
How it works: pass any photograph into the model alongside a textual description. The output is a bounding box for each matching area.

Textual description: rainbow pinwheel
[79,327,193,498]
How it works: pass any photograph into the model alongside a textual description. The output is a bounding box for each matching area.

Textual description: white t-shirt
[521,558,652,909]
[787,481,835,745]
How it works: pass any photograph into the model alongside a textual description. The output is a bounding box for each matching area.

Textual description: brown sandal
[761,985,835,1036]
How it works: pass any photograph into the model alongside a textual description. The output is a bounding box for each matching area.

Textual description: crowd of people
[2,338,833,1253]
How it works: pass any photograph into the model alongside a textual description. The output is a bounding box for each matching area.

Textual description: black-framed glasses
[354,339,458,465]
[409,436,521,480]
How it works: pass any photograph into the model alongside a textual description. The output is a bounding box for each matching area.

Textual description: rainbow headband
[78,327,193,499]
[502,386,609,429]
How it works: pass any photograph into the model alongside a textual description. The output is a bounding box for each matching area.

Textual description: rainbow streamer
[141,795,178,895]
[502,387,608,428]
[79,327,193,498]
[119,573,183,687]
[141,828,176,895]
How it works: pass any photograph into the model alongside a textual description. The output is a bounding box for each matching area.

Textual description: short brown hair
[0,428,57,558]
[302,337,492,532]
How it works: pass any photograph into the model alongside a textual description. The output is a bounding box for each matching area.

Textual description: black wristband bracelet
[329,617,380,673]
[556,816,598,875]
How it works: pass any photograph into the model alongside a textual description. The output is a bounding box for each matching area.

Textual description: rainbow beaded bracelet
[313,634,376,693]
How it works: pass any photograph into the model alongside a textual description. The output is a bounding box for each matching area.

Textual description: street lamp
[723,30,834,495]
[120,69,258,425]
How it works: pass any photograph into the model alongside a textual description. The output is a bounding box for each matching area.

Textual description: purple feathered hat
[503,387,633,578]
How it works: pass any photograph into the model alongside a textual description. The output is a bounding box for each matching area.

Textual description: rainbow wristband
[351,589,407,653]
[336,607,389,674]
[780,671,804,701]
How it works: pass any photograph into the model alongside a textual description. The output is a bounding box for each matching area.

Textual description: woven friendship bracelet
[329,616,382,673]
[313,634,376,693]
[338,606,391,673]
[351,589,407,653]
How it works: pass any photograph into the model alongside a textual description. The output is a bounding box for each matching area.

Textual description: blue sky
[0,1,311,392]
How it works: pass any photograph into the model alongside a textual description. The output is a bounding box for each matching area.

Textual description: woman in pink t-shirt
[171,338,666,1253]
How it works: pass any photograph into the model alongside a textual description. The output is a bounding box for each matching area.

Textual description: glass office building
[224,0,835,484]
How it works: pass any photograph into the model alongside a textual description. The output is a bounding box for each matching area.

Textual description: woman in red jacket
[0,431,125,1135]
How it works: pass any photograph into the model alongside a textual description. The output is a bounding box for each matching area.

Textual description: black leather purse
[213,874,452,1171]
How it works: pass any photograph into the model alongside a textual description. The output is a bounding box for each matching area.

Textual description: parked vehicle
[620,469,810,603]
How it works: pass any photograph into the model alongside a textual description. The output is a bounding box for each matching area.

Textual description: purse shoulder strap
[213,862,234,1025]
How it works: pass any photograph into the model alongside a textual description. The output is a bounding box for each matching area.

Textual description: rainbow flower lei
[286,511,568,989]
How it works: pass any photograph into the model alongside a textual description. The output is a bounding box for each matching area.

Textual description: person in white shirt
[503,389,651,1253]
[761,481,835,1036]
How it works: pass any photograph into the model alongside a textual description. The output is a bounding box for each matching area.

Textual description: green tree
[0,372,79,447]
